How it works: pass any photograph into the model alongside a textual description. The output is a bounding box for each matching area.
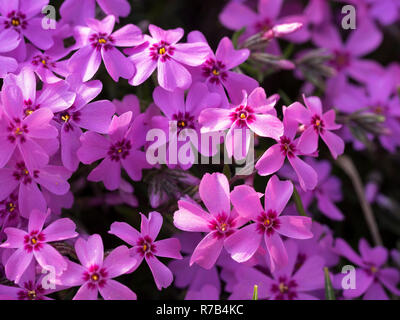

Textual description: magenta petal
[0,56,18,78]
[297,126,319,155]
[345,20,382,57]
[111,24,142,46]
[109,222,141,246]
[293,255,325,291]
[199,108,232,133]
[288,155,318,191]
[61,125,82,171]
[69,46,102,82]
[190,232,223,269]
[264,175,293,214]
[276,216,313,239]
[88,158,121,191]
[157,58,191,91]
[334,238,365,267]
[223,71,258,105]
[18,182,47,218]
[102,245,138,278]
[35,167,70,195]
[316,193,344,220]
[2,85,24,119]
[255,144,285,176]
[122,150,151,181]
[97,0,131,18]
[248,114,283,139]
[219,2,258,30]
[99,279,136,300]
[28,209,49,233]
[42,218,78,242]
[174,200,211,232]
[224,223,262,262]
[152,85,185,118]
[23,18,54,50]
[342,268,374,298]
[78,100,115,133]
[129,48,157,86]
[148,25,183,44]
[73,282,98,300]
[154,238,182,259]
[0,169,18,200]
[5,248,33,283]
[230,185,263,220]
[101,47,135,81]
[173,42,210,67]
[145,255,174,290]
[77,131,109,164]
[216,37,249,69]
[33,243,68,275]
[0,29,20,52]
[320,130,345,159]
[75,235,104,268]
[58,260,87,287]
[264,233,288,272]
[19,139,49,172]
[363,282,389,300]
[1,227,26,248]
[199,173,230,216]
[378,268,400,296]
[142,211,163,240]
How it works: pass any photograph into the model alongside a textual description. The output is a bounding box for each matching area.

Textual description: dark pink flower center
[57,109,81,132]
[17,281,45,300]
[172,112,195,132]
[202,58,228,84]
[332,50,350,71]
[31,55,56,70]
[230,105,255,127]
[271,276,298,300]
[12,162,39,185]
[136,236,156,258]
[311,114,325,133]
[364,263,379,276]
[256,210,280,236]
[108,139,132,161]
[209,212,235,239]
[370,104,386,115]
[4,11,27,30]
[83,264,108,289]
[90,33,115,51]
[150,41,175,62]
[24,231,45,252]
[254,18,273,33]
[23,99,40,117]
[279,136,296,158]
[7,119,28,143]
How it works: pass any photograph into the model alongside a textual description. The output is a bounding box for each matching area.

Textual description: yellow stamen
[264,219,270,226]
[11,19,20,26]
[98,38,106,44]
[177,120,186,128]
[28,290,36,300]
[279,283,288,293]
[91,274,99,281]
[212,69,220,76]
[41,59,46,65]
[15,127,23,135]
[61,114,70,122]
[25,110,33,116]
[315,120,321,126]
[7,203,16,212]
[370,266,377,273]
[143,244,148,252]
[158,47,166,55]
[220,223,227,232]
[239,112,246,119]
[117,148,122,153]
[24,169,29,175]
[30,237,37,245]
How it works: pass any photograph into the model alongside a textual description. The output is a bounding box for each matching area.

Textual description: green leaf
[232,27,246,48]
[223,164,231,180]
[324,267,336,300]
[292,183,307,217]
[252,285,258,300]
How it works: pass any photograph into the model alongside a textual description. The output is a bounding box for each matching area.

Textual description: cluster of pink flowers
[0,0,399,300]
